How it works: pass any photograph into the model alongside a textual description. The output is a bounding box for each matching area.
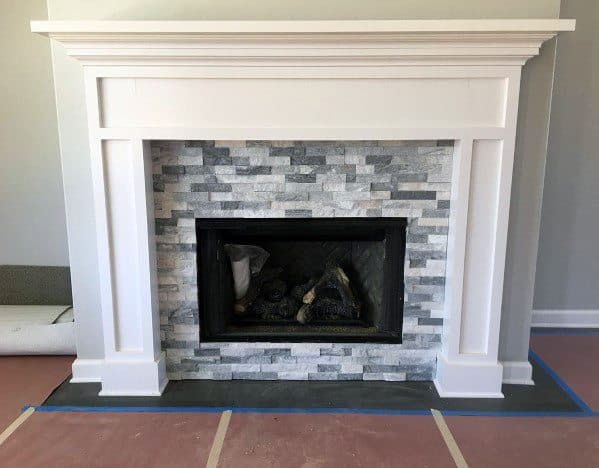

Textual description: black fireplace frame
[195,218,407,343]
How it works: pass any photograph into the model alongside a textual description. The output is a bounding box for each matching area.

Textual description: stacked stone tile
[152,140,452,381]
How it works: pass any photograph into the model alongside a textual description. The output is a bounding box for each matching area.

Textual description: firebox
[196,218,406,343]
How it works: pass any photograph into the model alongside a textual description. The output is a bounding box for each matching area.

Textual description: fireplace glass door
[196,218,406,342]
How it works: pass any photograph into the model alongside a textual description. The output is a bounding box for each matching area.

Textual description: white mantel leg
[90,137,167,396]
[434,136,517,398]
[434,68,522,398]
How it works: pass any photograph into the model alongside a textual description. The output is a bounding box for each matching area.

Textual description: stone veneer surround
[153,140,453,381]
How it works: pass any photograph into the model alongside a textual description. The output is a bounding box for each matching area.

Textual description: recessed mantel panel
[98,77,506,130]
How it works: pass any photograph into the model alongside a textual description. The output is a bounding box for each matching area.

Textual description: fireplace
[33,19,575,396]
[197,218,406,342]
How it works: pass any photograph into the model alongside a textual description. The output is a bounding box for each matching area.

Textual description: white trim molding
[501,360,534,385]
[31,19,574,67]
[532,309,599,328]
[33,20,574,397]
[70,358,103,383]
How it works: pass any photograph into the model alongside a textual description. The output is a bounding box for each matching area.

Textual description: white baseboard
[434,354,504,398]
[531,309,599,328]
[501,360,534,385]
[70,358,103,383]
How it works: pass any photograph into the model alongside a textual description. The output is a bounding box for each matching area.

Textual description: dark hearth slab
[41,359,581,414]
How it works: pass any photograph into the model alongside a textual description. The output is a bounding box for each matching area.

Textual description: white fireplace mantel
[33,19,574,397]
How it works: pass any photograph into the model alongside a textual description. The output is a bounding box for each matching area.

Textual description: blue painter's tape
[439,410,598,418]
[29,405,223,413]
[529,349,593,414]
[231,407,431,415]
[25,405,599,418]
[28,405,432,416]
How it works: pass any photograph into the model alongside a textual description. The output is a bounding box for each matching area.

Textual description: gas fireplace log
[290,279,316,302]
[252,296,298,320]
[297,265,361,323]
[233,267,284,316]
[302,265,360,313]
[248,277,316,319]
[296,297,359,324]
[261,278,287,302]
[296,303,313,324]
[233,278,260,316]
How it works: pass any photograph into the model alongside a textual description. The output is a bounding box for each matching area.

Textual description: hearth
[196,218,406,342]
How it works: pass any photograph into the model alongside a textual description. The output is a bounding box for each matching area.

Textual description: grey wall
[0,0,68,267]
[47,0,560,20]
[534,0,599,310]
[33,0,562,364]
[500,37,559,361]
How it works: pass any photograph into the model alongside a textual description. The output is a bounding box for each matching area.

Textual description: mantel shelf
[31,19,574,66]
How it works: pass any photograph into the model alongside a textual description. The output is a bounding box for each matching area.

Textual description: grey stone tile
[285,209,312,217]
[418,318,444,326]
[422,209,450,218]
[190,183,232,192]
[236,166,272,175]
[286,174,317,183]
[231,157,250,166]
[308,372,338,380]
[221,201,241,210]
[306,145,344,157]
[232,372,278,380]
[317,364,342,372]
[371,182,393,191]
[263,348,292,356]
[270,146,305,157]
[162,165,186,175]
[366,155,392,165]
[184,166,215,175]
[193,348,220,357]
[337,373,363,380]
[291,155,326,165]
[420,277,445,286]
[391,191,437,200]
[391,174,428,183]
[409,250,446,260]
[364,365,405,373]
[275,192,309,202]
[203,153,232,165]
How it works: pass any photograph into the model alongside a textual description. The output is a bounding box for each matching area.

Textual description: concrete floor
[0,331,597,467]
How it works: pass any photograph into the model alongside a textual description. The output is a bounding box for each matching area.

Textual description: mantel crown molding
[31,19,574,66]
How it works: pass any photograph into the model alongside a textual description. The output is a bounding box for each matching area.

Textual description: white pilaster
[434,70,522,398]
[86,71,167,395]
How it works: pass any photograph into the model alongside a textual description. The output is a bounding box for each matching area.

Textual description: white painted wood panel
[102,140,143,352]
[99,77,506,129]
[459,140,502,355]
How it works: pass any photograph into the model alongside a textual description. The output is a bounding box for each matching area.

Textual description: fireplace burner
[196,218,406,342]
